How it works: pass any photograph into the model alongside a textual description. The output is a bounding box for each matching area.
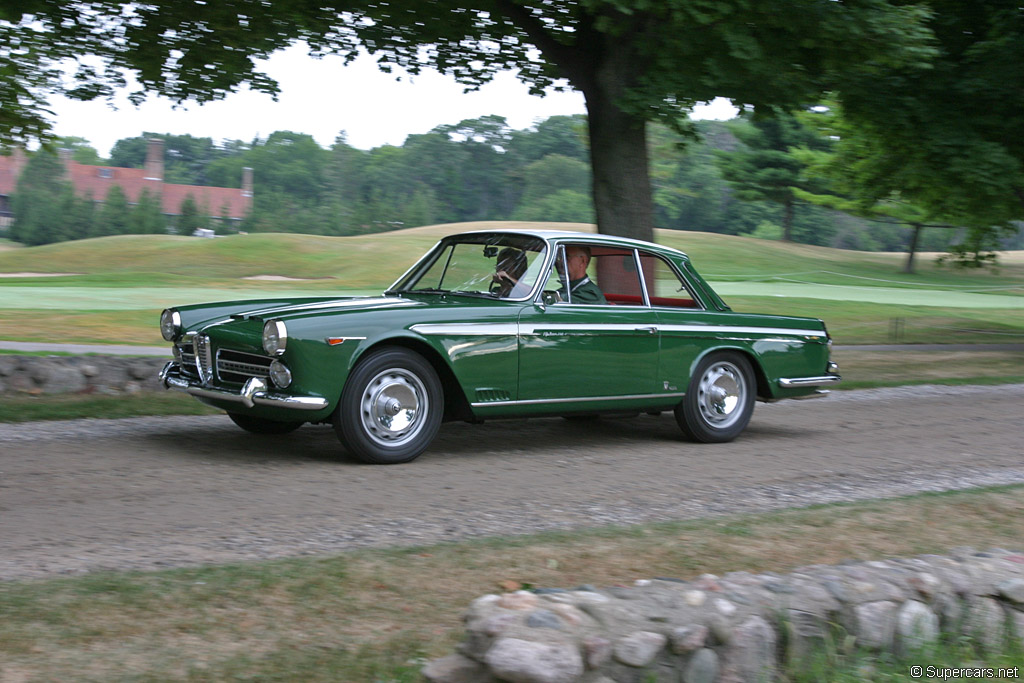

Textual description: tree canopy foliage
[717,110,834,243]
[0,0,936,242]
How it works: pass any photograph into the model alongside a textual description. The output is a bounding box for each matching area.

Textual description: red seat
[605,293,697,308]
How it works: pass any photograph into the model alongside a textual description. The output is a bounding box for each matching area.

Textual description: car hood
[226,295,422,322]
[177,295,424,333]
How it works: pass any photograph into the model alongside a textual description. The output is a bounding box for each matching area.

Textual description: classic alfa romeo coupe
[159,230,840,463]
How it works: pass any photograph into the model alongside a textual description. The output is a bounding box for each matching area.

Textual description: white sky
[47,43,738,157]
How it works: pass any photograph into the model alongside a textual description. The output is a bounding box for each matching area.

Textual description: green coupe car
[159,230,840,463]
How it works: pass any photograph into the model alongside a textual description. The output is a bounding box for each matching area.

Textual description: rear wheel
[227,413,303,435]
[333,347,443,464]
[675,352,755,443]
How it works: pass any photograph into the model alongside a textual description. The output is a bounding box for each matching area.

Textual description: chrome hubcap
[696,361,745,428]
[360,368,428,447]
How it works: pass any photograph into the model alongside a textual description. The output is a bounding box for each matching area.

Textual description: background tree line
[6,111,1023,262]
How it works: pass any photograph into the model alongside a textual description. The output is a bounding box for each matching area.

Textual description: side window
[592,249,644,306]
[638,253,702,309]
[536,241,622,303]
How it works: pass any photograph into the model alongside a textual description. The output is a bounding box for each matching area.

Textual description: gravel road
[2,384,1023,582]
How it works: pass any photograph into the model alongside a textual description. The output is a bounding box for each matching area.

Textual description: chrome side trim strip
[658,324,826,338]
[160,362,328,410]
[411,322,826,339]
[470,391,686,408]
[411,323,519,336]
[778,375,842,388]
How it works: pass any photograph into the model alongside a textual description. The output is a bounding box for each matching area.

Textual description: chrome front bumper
[778,361,842,389]
[160,361,329,411]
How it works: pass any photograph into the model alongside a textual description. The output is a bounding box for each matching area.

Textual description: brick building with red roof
[0,139,252,230]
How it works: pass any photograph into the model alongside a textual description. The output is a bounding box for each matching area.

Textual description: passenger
[491,247,530,298]
[556,245,607,304]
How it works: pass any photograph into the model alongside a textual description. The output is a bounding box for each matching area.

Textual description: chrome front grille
[176,342,198,379]
[194,334,214,384]
[216,349,273,384]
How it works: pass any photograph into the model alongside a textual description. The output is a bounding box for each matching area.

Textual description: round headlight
[262,319,288,356]
[160,308,182,341]
[268,359,292,388]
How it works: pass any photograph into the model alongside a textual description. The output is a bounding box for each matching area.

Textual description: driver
[491,247,530,298]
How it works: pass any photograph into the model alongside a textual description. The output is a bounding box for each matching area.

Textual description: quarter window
[638,252,702,309]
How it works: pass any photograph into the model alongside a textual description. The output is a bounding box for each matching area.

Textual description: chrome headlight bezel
[160,308,182,342]
[262,319,288,356]
[268,359,293,388]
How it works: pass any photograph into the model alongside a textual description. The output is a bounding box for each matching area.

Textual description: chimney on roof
[57,148,73,179]
[144,138,164,182]
[9,146,27,180]
[242,167,253,197]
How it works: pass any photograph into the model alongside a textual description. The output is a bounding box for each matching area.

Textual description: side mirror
[541,291,559,306]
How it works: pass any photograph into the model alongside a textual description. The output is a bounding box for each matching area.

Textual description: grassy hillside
[2,222,1022,289]
[1,222,1021,345]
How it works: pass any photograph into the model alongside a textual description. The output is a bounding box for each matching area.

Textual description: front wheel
[227,412,304,435]
[333,347,443,464]
[675,352,755,443]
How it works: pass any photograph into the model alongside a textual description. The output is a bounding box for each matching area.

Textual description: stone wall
[0,354,167,395]
[424,548,1024,683]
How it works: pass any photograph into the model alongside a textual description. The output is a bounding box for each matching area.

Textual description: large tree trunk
[584,90,656,243]
[492,1,656,243]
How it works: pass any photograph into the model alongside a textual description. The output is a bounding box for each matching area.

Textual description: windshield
[392,233,548,299]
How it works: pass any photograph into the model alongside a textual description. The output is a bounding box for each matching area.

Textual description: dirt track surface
[2,384,1023,582]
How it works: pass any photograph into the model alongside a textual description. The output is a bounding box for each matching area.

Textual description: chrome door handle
[635,326,658,334]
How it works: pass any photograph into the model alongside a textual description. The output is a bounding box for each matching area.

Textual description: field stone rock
[485,638,583,683]
[582,635,612,669]
[998,579,1024,605]
[896,600,939,653]
[964,597,1007,650]
[527,609,564,630]
[613,631,667,667]
[853,601,898,650]
[498,591,540,611]
[721,616,776,682]
[784,609,830,661]
[0,356,18,376]
[28,359,55,383]
[5,373,36,393]
[40,365,88,394]
[908,572,943,600]
[682,648,719,683]
[670,624,708,654]
[129,360,157,380]
[422,654,494,683]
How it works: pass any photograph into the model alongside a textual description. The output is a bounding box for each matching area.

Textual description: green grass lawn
[1,485,1022,682]
[1,222,1022,346]
[1,225,1022,682]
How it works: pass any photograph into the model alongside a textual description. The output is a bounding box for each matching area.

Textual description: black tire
[333,347,443,464]
[674,351,755,443]
[227,412,304,435]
